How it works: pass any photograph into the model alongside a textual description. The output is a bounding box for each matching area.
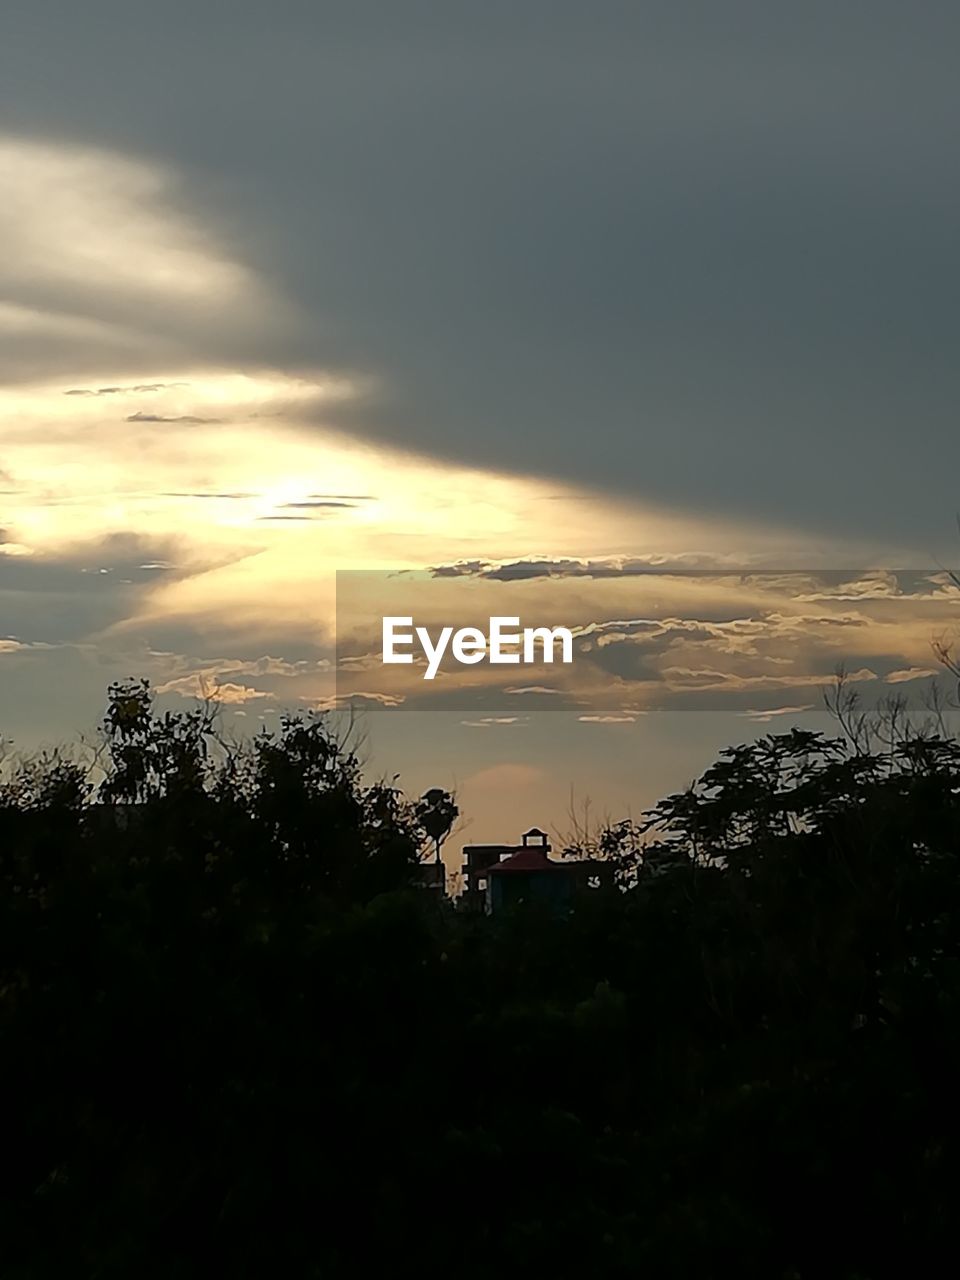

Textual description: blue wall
[488,870,574,914]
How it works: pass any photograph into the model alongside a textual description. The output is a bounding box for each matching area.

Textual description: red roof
[486,848,569,875]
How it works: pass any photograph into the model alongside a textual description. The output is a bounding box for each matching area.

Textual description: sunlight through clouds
[0,136,247,301]
[1,124,954,828]
[0,133,300,385]
[1,364,818,659]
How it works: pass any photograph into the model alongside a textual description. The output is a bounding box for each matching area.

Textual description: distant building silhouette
[460,827,612,914]
[411,860,448,894]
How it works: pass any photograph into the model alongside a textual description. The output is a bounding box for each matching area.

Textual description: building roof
[486,847,570,875]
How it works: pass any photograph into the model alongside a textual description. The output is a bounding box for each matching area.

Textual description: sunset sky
[2,2,959,857]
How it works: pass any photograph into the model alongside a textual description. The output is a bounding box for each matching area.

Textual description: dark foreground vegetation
[3,680,960,1278]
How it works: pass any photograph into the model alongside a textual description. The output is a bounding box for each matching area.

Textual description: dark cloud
[3,3,959,547]
[478,559,750,581]
[126,412,224,424]
[0,533,251,643]
[161,492,256,500]
[0,533,181,593]
[65,383,188,396]
[427,561,901,586]
[430,560,491,579]
[281,500,356,509]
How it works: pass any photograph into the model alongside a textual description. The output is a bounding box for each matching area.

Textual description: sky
[2,2,960,860]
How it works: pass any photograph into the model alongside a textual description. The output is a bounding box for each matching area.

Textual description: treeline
[2,681,960,1277]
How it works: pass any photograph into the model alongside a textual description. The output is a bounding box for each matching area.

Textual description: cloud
[281,500,357,509]
[660,666,878,693]
[0,135,301,387]
[885,667,939,684]
[155,675,270,704]
[0,531,257,649]
[431,556,764,582]
[578,714,638,724]
[333,560,960,718]
[739,704,816,723]
[0,532,196,591]
[1,8,959,547]
[794,572,903,602]
[126,412,223,424]
[318,691,404,709]
[461,716,524,727]
[67,383,188,396]
[430,560,491,579]
[161,492,255,500]
[571,611,875,694]
[152,653,316,681]
[3,19,960,767]
[307,494,376,502]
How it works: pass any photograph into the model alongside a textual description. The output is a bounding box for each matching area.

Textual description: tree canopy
[3,681,960,1277]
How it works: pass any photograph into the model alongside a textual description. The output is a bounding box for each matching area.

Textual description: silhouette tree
[3,680,960,1277]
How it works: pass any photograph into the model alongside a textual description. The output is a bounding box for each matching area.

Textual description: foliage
[3,682,960,1276]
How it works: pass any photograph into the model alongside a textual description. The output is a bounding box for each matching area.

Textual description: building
[411,859,447,895]
[459,827,612,914]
